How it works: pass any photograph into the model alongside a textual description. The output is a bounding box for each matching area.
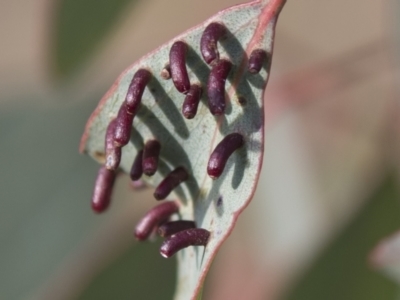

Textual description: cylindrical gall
[154,167,189,200]
[248,49,269,74]
[142,140,161,176]
[134,201,179,241]
[114,103,134,147]
[91,166,116,213]
[200,22,227,65]
[207,133,244,179]
[125,69,151,114]
[207,59,232,115]
[169,41,190,94]
[182,84,202,119]
[130,149,144,181]
[158,220,196,237]
[160,228,210,258]
[105,118,121,170]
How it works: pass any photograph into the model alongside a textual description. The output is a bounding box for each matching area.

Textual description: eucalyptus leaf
[80,1,287,299]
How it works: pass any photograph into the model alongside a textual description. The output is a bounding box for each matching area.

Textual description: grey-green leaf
[80,1,286,299]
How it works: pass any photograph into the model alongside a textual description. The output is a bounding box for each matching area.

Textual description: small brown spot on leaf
[237,96,247,106]
[93,151,106,162]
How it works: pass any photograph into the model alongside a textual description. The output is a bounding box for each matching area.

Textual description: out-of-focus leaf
[78,241,175,300]
[285,176,400,300]
[80,1,286,299]
[0,98,105,299]
[370,229,400,285]
[52,0,141,78]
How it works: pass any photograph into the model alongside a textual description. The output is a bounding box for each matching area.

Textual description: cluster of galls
[91,22,268,258]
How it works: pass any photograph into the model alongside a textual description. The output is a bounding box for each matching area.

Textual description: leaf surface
[80,0,286,299]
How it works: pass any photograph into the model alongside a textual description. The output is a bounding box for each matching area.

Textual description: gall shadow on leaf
[135,105,200,204]
[246,71,265,90]
[179,244,207,271]
[219,74,263,137]
[220,28,247,68]
[213,194,225,219]
[195,244,207,269]
[214,27,264,134]
[130,126,144,149]
[220,28,248,117]
[148,77,190,140]
[196,148,247,227]
[237,76,262,128]
[186,46,210,86]
[231,146,248,189]
[186,45,212,113]
[224,94,233,116]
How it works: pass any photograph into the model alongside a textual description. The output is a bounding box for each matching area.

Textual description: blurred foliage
[1,0,145,294]
[285,176,400,300]
[79,240,176,300]
[0,98,100,299]
[52,0,140,78]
